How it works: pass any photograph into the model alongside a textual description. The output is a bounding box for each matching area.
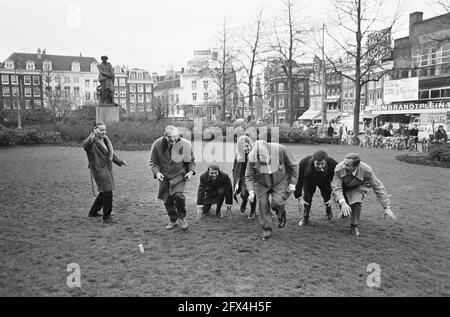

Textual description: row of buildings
[265,11,450,127]
[1,10,449,126]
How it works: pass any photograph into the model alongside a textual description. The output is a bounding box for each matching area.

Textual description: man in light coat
[332,153,397,237]
[149,126,195,230]
[245,140,299,241]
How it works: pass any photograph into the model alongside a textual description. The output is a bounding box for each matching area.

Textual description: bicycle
[422,138,430,152]
[406,137,418,152]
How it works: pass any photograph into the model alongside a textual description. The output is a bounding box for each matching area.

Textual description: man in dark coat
[232,135,256,219]
[294,150,337,226]
[246,140,299,241]
[83,121,126,224]
[196,164,233,219]
[149,126,195,231]
[435,125,448,144]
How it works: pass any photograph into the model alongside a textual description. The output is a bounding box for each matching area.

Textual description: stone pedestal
[96,103,119,124]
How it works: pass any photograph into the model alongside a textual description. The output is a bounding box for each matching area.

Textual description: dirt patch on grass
[0,145,449,296]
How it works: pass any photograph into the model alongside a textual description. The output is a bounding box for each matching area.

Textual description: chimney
[37,48,42,59]
[409,12,423,33]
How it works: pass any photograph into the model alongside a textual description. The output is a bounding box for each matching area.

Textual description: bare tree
[41,69,77,119]
[326,0,404,140]
[210,17,238,120]
[234,10,265,120]
[265,0,308,125]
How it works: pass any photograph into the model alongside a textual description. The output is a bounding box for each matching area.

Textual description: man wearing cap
[331,153,397,237]
[246,140,299,241]
[196,164,233,220]
[97,56,115,104]
[294,150,338,226]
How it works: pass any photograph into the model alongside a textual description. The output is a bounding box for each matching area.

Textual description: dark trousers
[203,188,226,214]
[164,193,187,223]
[303,180,332,206]
[89,191,113,220]
[239,187,257,213]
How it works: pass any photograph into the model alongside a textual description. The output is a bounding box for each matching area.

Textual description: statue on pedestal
[97,56,115,105]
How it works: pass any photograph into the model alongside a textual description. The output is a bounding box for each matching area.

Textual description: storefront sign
[373,100,450,114]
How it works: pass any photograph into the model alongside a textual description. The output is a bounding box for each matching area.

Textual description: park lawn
[0,144,449,297]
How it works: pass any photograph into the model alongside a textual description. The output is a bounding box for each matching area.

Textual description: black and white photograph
[0,0,449,302]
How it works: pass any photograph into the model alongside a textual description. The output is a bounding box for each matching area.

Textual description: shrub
[427,143,450,163]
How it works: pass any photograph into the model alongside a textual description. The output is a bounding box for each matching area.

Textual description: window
[119,99,127,108]
[24,76,31,85]
[26,61,35,70]
[171,95,174,103]
[130,72,136,79]
[74,87,80,97]
[24,100,31,110]
[442,88,450,98]
[11,87,18,96]
[144,73,150,79]
[1,75,9,84]
[93,80,98,87]
[138,94,144,103]
[33,76,40,85]
[192,81,197,90]
[114,90,119,97]
[114,78,118,86]
[2,87,10,97]
[145,84,152,92]
[130,93,136,102]
[71,62,80,72]
[138,84,144,93]
[192,93,197,101]
[278,98,284,108]
[176,94,179,103]
[430,89,441,99]
[85,91,91,100]
[130,84,136,93]
[73,77,79,84]
[24,87,32,97]
[120,89,126,97]
[204,92,208,100]
[85,79,90,88]
[203,80,208,89]
[419,90,429,99]
[137,72,143,79]
[146,94,151,102]
[5,61,14,69]
[33,88,41,97]
[11,75,18,85]
[34,99,42,106]
[43,60,52,71]
[119,78,126,86]
[64,87,70,98]
[65,77,70,84]
[278,83,284,92]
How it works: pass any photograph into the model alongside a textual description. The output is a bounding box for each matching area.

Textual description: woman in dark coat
[232,135,256,218]
[83,121,126,223]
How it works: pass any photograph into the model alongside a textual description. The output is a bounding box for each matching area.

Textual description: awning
[326,112,341,121]
[298,110,321,120]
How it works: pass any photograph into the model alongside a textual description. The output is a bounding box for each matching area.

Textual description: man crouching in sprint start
[246,140,298,241]
[294,150,338,226]
[331,153,397,237]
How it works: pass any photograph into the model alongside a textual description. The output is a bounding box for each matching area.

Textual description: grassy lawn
[0,143,449,297]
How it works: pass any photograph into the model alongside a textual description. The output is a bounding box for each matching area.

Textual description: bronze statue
[97,56,115,104]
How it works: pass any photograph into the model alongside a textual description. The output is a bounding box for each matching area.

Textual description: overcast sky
[1,0,447,74]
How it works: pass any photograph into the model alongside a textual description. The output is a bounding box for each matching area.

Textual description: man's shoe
[178,218,189,230]
[350,226,360,237]
[248,211,256,219]
[240,207,246,213]
[165,221,177,230]
[278,212,286,228]
[103,217,116,224]
[216,210,224,219]
[298,216,309,226]
[88,212,101,218]
[261,229,272,241]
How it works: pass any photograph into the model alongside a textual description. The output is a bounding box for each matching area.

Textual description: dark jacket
[149,137,195,201]
[232,152,249,190]
[197,171,233,206]
[435,129,448,142]
[294,155,338,199]
[83,135,124,193]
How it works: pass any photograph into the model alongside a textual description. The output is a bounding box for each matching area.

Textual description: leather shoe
[298,216,309,226]
[103,217,116,224]
[165,221,177,230]
[325,207,333,220]
[278,212,286,228]
[216,210,224,219]
[261,229,272,241]
[88,213,101,218]
[248,211,256,219]
[178,218,189,230]
[350,226,360,237]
